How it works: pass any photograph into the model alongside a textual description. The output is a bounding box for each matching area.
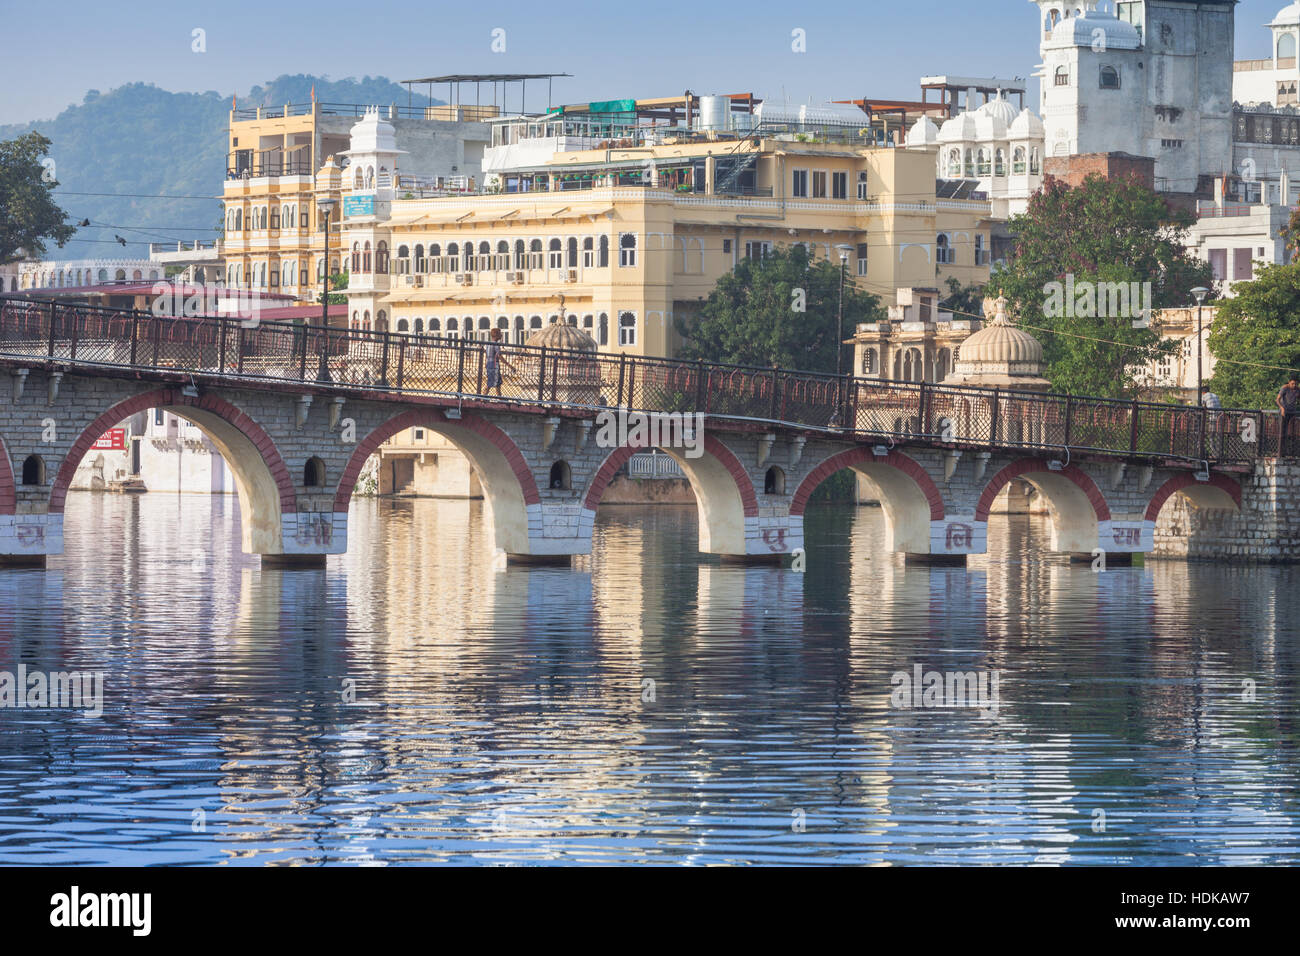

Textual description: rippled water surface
[1,492,1297,865]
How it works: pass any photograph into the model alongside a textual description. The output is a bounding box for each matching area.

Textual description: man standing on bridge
[486,327,516,398]
[1277,377,1300,453]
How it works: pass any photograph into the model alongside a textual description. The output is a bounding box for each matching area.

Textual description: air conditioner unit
[454,273,466,285]
[403,275,415,287]
[461,273,474,285]
[506,273,520,285]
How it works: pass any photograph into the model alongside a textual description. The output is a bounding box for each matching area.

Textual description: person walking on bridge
[486,327,516,398]
[1277,376,1300,453]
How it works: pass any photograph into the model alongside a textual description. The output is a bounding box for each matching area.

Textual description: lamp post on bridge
[835,243,855,378]
[316,196,338,383]
[1190,286,1209,402]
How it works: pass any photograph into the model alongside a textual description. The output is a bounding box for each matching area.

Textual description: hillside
[0,75,438,264]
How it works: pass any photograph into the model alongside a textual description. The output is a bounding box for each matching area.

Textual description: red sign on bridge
[92,428,126,451]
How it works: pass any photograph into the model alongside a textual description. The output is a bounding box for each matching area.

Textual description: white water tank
[697,95,729,131]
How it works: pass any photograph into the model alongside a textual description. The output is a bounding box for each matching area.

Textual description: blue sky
[0,0,1288,126]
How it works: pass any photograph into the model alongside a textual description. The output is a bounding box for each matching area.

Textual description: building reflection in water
[0,493,1293,863]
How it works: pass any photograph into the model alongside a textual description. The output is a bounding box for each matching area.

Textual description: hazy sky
[0,0,1288,126]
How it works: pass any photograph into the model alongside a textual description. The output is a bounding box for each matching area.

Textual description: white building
[1233,2,1300,108]
[1033,0,1237,196]
[19,257,162,290]
[908,93,1046,217]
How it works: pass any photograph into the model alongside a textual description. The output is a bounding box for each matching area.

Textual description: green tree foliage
[939,276,985,320]
[0,132,75,263]
[675,245,884,372]
[988,174,1212,398]
[326,272,348,305]
[1205,262,1300,409]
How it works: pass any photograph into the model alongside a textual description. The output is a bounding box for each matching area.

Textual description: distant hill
[0,75,439,263]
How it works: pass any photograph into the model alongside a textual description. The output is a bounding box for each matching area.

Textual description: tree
[0,133,76,263]
[1205,262,1300,409]
[675,245,883,372]
[988,173,1212,398]
[939,276,985,319]
[326,272,348,305]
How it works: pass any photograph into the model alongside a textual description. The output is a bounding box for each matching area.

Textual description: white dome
[1273,3,1300,26]
[906,116,940,147]
[1048,9,1141,50]
[346,107,402,155]
[938,112,977,143]
[1009,108,1045,138]
[977,96,1020,128]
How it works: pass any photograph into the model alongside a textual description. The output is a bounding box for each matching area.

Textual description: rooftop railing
[0,294,1277,464]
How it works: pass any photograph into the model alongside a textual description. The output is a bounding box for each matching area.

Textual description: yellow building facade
[340,132,993,358]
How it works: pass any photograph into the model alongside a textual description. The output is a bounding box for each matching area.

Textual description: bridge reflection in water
[0,492,1295,865]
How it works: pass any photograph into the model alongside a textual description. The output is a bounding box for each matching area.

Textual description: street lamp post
[835,244,854,378]
[316,196,338,383]
[1191,286,1209,402]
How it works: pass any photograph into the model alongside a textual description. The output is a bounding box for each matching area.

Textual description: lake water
[0,492,1297,865]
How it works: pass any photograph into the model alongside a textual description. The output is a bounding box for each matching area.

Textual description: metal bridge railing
[0,295,1274,465]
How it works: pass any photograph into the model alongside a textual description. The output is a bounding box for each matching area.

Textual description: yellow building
[335,106,993,358]
[221,98,494,302]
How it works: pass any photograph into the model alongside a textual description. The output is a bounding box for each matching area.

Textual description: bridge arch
[335,409,540,555]
[977,458,1110,555]
[791,448,944,554]
[1144,473,1242,521]
[49,389,297,555]
[583,435,758,555]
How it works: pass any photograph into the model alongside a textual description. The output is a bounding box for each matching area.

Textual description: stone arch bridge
[0,295,1288,567]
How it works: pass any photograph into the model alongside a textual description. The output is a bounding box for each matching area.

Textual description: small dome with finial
[943,296,1050,391]
[526,317,597,351]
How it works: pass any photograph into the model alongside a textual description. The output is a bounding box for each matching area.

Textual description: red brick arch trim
[1144,473,1242,522]
[583,434,758,516]
[334,410,541,512]
[0,433,15,515]
[790,448,944,520]
[48,388,296,515]
[975,458,1111,523]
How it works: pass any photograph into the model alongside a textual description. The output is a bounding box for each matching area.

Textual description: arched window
[599,235,609,268]
[376,241,389,273]
[549,460,571,491]
[861,347,878,375]
[598,312,609,346]
[363,241,372,273]
[618,311,637,346]
[1013,146,1027,174]
[514,315,525,344]
[21,455,44,486]
[529,315,543,331]
[514,239,526,269]
[582,314,593,330]
[619,232,637,267]
[351,242,361,274]
[963,149,974,177]
[497,316,510,330]
[977,148,991,176]
[398,318,409,332]
[1099,66,1120,90]
[1030,147,1041,174]
[947,149,961,177]
[354,168,364,188]
[429,318,441,337]
[567,237,578,268]
[764,467,786,495]
[994,148,1006,177]
[303,457,326,487]
[479,316,491,333]
[376,310,387,333]
[447,318,459,338]
[1281,33,1298,60]
[365,166,375,188]
[582,236,595,267]
[936,233,952,264]
[1054,65,1070,87]
[414,318,424,333]
[548,238,563,269]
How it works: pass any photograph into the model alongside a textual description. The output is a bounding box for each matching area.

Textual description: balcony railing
[0,294,1278,464]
